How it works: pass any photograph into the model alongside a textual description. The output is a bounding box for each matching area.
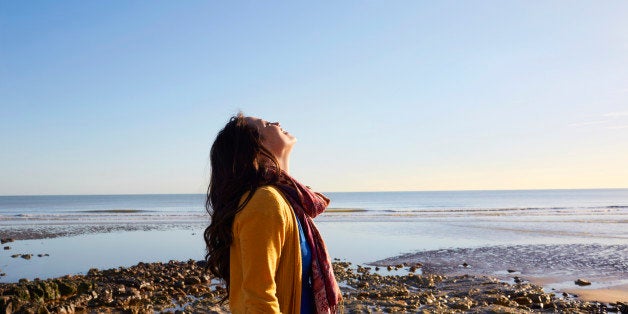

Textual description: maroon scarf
[273,171,342,313]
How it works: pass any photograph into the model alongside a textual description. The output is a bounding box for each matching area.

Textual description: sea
[1,189,627,290]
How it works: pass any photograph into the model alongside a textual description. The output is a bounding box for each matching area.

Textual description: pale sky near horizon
[1,1,628,195]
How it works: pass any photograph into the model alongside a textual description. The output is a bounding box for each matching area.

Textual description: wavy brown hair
[204,113,280,299]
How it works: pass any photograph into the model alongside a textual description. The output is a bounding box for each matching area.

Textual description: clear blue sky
[2,1,627,195]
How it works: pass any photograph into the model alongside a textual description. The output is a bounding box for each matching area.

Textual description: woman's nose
[272,122,280,127]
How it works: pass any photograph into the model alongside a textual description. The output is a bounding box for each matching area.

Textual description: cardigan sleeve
[233,186,288,313]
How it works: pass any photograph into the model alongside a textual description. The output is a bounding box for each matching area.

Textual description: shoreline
[2,227,626,308]
[2,260,625,313]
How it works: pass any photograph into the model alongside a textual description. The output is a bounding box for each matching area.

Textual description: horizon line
[2,186,628,197]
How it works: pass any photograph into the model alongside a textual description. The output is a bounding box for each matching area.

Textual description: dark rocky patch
[0,260,623,313]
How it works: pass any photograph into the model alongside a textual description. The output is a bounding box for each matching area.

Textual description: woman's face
[245,116,296,158]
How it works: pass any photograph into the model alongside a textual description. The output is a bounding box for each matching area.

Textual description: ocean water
[1,189,627,285]
[2,189,627,221]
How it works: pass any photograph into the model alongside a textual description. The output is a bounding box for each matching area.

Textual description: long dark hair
[204,112,280,298]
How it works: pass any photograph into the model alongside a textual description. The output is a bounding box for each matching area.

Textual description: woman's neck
[277,154,290,174]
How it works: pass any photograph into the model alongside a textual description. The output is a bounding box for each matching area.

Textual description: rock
[57,281,77,297]
[114,284,126,295]
[76,281,92,294]
[3,246,10,250]
[21,254,33,260]
[575,278,591,286]
[529,293,551,304]
[449,297,473,310]
[513,276,522,283]
[485,294,512,306]
[126,287,141,298]
[1,296,17,314]
[356,281,369,289]
[184,276,202,285]
[514,296,533,306]
[507,269,517,273]
[11,254,20,258]
[36,281,60,301]
[1,238,14,244]
[462,262,469,267]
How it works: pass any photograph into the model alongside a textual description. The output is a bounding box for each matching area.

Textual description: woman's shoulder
[245,185,287,204]
[238,185,291,218]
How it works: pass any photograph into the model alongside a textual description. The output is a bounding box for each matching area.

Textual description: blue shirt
[296,216,314,314]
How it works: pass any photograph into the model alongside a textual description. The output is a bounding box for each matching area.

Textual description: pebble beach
[2,258,626,314]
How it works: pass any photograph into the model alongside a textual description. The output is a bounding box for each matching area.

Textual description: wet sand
[0,222,199,240]
[562,284,628,303]
[374,244,628,304]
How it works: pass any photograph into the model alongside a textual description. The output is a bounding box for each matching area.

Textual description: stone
[21,254,32,260]
[37,281,60,301]
[0,296,16,313]
[3,246,10,250]
[449,297,473,310]
[184,276,202,285]
[575,278,591,286]
[507,269,517,273]
[529,293,551,304]
[514,296,532,306]
[57,281,77,297]
[77,281,92,294]
[1,238,14,244]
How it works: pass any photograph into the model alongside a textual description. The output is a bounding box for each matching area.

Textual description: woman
[204,113,342,313]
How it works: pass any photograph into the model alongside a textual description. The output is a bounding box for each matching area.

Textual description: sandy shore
[2,260,625,313]
[562,284,628,304]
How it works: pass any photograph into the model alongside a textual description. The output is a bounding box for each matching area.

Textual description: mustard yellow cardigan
[229,186,303,313]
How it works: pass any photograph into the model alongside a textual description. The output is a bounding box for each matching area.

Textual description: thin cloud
[605,125,628,130]
[570,111,628,128]
[569,120,609,127]
[602,111,628,118]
